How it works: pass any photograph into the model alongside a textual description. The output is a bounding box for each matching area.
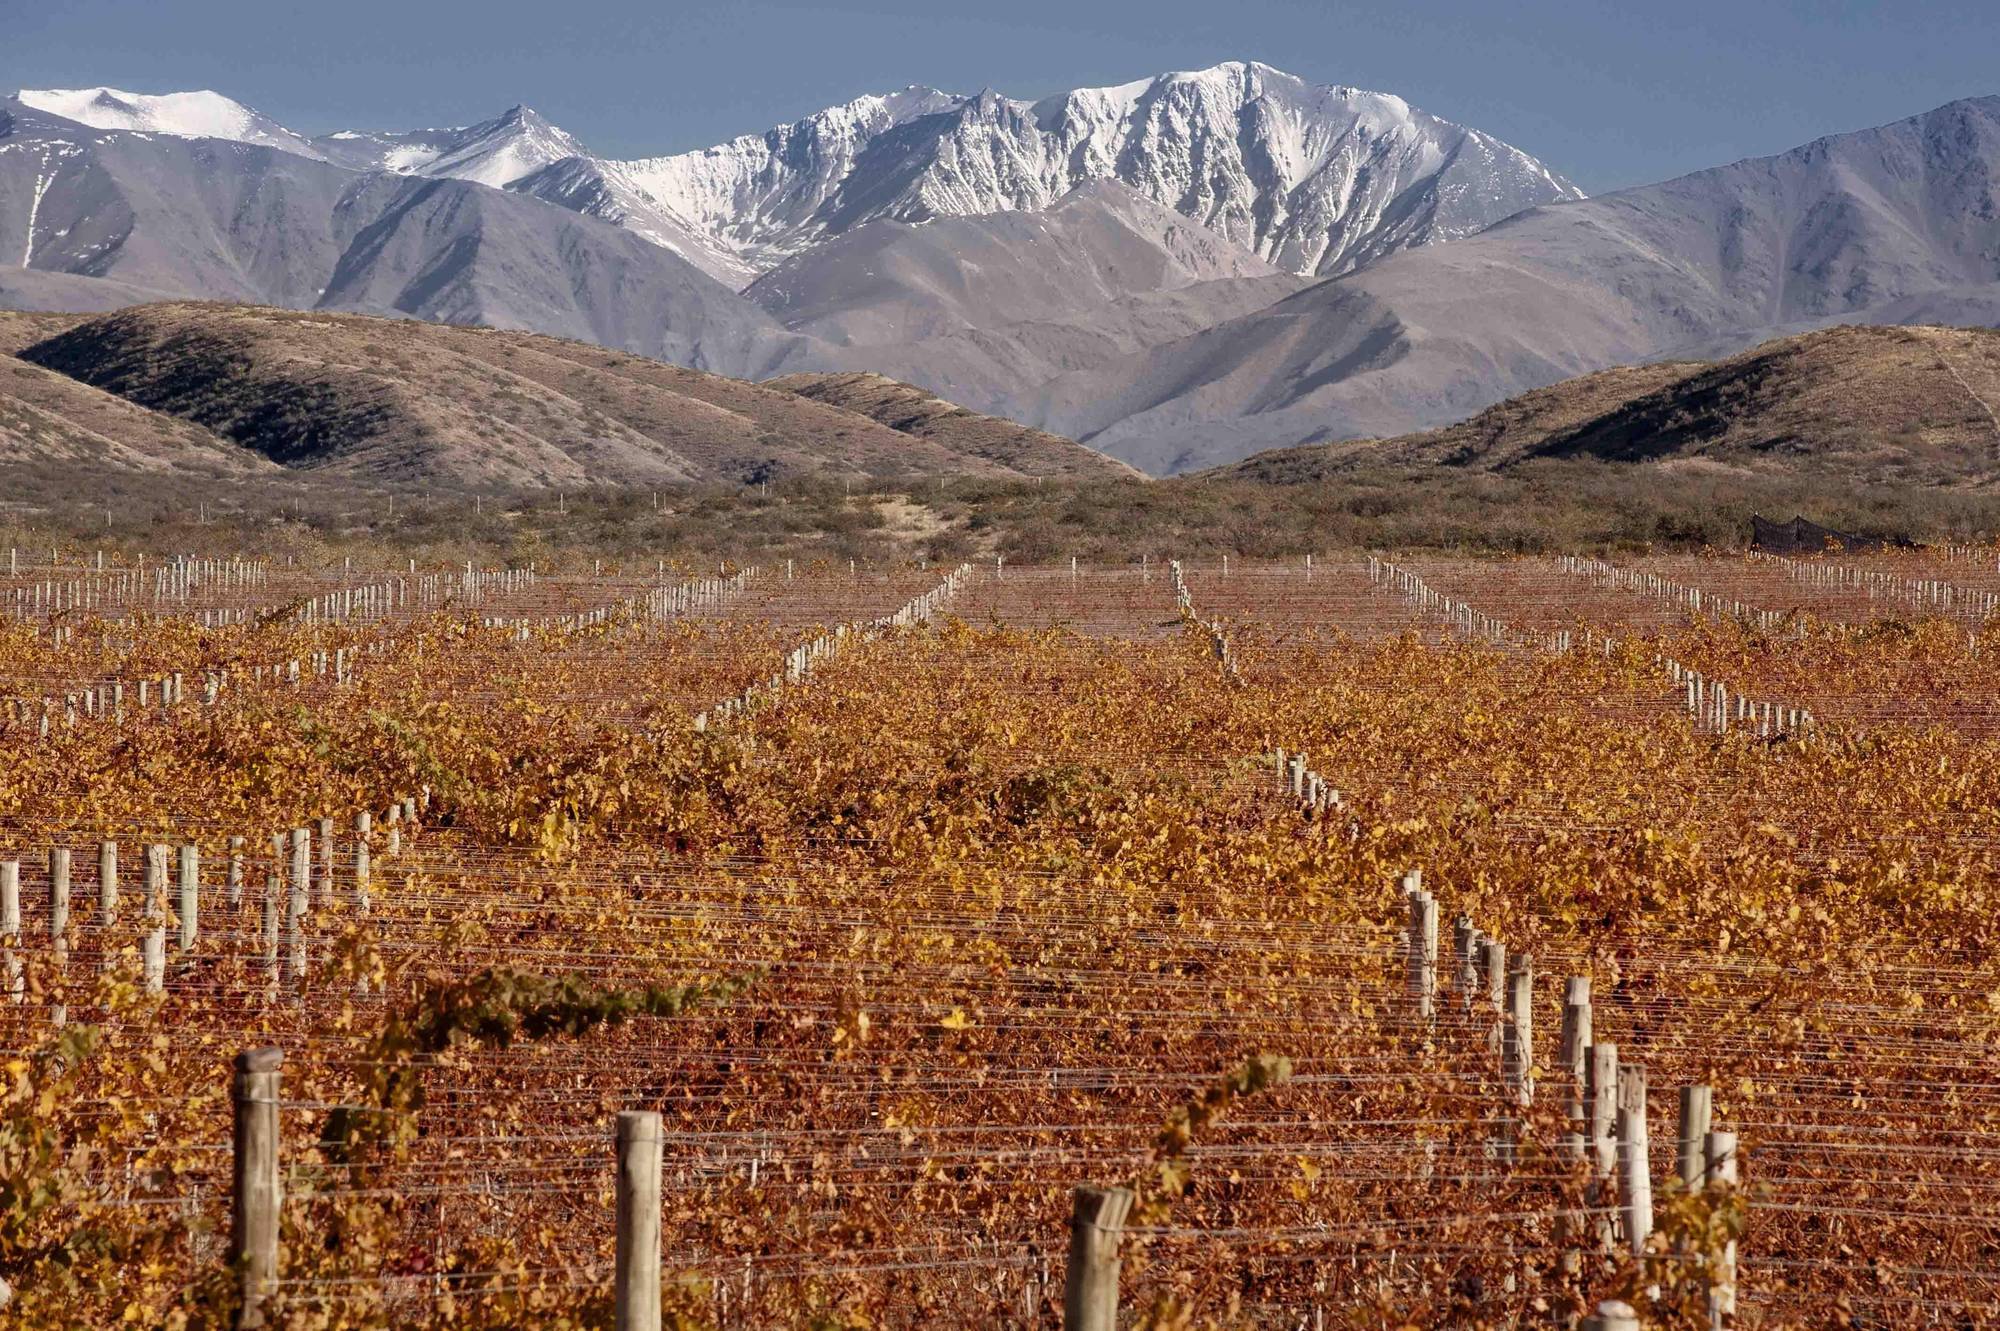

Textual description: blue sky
[6,0,1993,192]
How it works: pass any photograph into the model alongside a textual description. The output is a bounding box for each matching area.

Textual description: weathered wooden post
[99,840,118,924]
[1063,1185,1133,1331]
[1503,956,1534,1106]
[1560,977,1592,1101]
[1481,937,1508,1058]
[262,873,280,982]
[1705,1130,1739,1324]
[1617,1064,1652,1254]
[47,848,70,964]
[284,830,309,988]
[1,861,20,1003]
[178,844,200,952]
[1575,1039,1616,1251]
[143,845,168,995]
[316,817,334,906]
[615,1110,663,1331]
[228,837,245,908]
[354,828,371,916]
[1677,1085,1714,1189]
[232,1047,283,1329]
[1407,889,1438,1021]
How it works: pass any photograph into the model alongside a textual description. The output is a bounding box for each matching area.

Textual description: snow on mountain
[619,62,1585,279]
[619,87,971,273]
[15,86,326,159]
[309,105,587,188]
[14,65,1585,290]
[503,156,757,287]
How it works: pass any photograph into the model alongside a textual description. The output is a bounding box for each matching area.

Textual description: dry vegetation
[765,371,1144,481]
[3,553,2000,1329]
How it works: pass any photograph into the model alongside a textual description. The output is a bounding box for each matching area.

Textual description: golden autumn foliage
[0,554,1995,1328]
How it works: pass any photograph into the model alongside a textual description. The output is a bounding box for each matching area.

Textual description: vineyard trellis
[1,550,1997,1328]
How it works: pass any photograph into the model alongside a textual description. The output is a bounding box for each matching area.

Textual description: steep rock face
[622,63,1581,278]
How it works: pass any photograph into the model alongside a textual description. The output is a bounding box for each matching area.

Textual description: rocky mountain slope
[1031,96,2000,472]
[1215,324,2000,489]
[10,303,1115,488]
[743,180,1308,405]
[0,97,800,379]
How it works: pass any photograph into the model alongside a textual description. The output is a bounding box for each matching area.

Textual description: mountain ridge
[17,64,1582,287]
[1018,93,2000,472]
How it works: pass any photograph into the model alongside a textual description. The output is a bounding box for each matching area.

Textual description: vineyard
[2,548,1998,1330]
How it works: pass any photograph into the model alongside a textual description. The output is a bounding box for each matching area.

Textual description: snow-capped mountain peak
[308,102,591,189]
[616,61,1585,279]
[15,86,326,158]
[13,64,1585,289]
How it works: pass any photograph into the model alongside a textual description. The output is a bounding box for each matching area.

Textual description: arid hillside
[1217,325,2000,488]
[764,371,1142,481]
[12,304,1118,489]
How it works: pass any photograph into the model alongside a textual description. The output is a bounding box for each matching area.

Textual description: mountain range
[5,68,2000,478]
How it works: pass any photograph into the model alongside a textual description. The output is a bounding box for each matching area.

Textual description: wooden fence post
[1481,938,1507,1058]
[1407,888,1438,1021]
[615,1110,663,1331]
[1560,977,1592,1113]
[1503,956,1534,1106]
[284,830,309,989]
[1,861,20,1003]
[353,812,371,914]
[232,1047,283,1329]
[1064,1185,1133,1331]
[228,837,245,908]
[99,840,118,924]
[262,873,280,983]
[49,848,70,967]
[316,817,334,907]
[1677,1085,1714,1189]
[178,844,200,952]
[144,845,168,995]
[1617,1064,1652,1254]
[1705,1130,1739,1324]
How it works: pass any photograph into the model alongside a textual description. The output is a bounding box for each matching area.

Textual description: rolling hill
[10,303,1117,489]
[1216,324,2000,489]
[764,371,1142,480]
